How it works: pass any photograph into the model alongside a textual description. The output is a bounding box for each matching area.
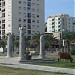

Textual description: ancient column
[7,34,13,57]
[39,34,45,59]
[19,27,26,61]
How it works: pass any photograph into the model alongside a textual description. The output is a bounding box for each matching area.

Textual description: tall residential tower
[5,0,45,39]
[0,0,5,39]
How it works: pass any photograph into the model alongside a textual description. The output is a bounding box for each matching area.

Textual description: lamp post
[61,29,65,52]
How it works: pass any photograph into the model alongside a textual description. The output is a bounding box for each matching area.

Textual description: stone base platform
[20,58,55,63]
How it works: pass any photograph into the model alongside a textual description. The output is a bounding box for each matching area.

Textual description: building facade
[47,14,75,33]
[0,0,5,39]
[5,0,45,39]
[46,14,75,39]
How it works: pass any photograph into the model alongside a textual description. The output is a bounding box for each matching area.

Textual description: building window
[58,22,60,24]
[28,19,31,23]
[28,30,31,34]
[19,12,21,15]
[2,2,5,6]
[27,2,31,6]
[19,7,21,10]
[0,8,1,11]
[23,19,26,22]
[28,13,31,18]
[19,1,21,4]
[0,21,1,24]
[37,20,39,23]
[52,19,54,21]
[58,18,60,20]
[2,9,5,12]
[32,3,35,6]
[23,7,26,10]
[27,7,31,10]
[2,20,5,23]
[2,24,5,29]
[32,20,35,22]
[52,22,54,25]
[32,14,35,18]
[19,18,21,22]
[2,13,5,17]
[37,15,39,17]
[37,9,39,12]
[19,24,21,27]
[58,29,60,31]
[27,36,31,40]
[28,24,31,29]
[28,0,31,1]
[2,30,5,35]
[0,30,1,35]
[23,1,26,5]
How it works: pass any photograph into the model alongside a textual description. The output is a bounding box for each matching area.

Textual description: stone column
[19,27,26,61]
[7,34,13,57]
[39,34,45,59]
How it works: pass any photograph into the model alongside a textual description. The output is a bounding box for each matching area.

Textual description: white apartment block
[0,0,5,39]
[4,0,45,39]
[46,14,75,39]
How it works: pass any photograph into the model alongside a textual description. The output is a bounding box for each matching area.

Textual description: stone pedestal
[7,34,13,57]
[19,27,26,61]
[39,35,45,59]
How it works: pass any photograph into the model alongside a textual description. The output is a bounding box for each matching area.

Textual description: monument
[39,34,45,59]
[7,34,13,57]
[6,28,54,63]
[19,27,26,61]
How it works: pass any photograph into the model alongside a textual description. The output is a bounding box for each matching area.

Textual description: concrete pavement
[0,56,75,75]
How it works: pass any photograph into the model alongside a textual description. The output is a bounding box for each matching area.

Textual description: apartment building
[47,14,75,33]
[46,14,75,39]
[0,0,5,39]
[4,0,45,39]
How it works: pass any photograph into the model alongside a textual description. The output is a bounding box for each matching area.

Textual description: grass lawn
[32,60,75,69]
[32,52,75,69]
[0,66,72,75]
[0,52,75,68]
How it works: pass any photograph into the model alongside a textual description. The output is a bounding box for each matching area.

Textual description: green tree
[45,34,56,51]
[63,32,75,53]
[0,38,6,53]
[28,33,40,52]
[63,32,75,41]
[30,33,40,47]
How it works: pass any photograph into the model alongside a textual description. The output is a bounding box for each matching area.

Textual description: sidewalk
[0,56,75,75]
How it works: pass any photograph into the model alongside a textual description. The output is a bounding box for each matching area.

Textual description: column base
[6,55,13,58]
[19,57,26,62]
[38,55,45,59]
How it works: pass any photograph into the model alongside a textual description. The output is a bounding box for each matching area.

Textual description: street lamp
[60,29,65,52]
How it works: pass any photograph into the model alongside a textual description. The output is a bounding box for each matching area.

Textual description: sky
[45,0,75,21]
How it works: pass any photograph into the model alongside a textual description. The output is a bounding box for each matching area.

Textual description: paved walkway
[0,56,75,75]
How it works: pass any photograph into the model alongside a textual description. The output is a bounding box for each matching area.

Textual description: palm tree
[45,34,56,52]
[29,33,40,52]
